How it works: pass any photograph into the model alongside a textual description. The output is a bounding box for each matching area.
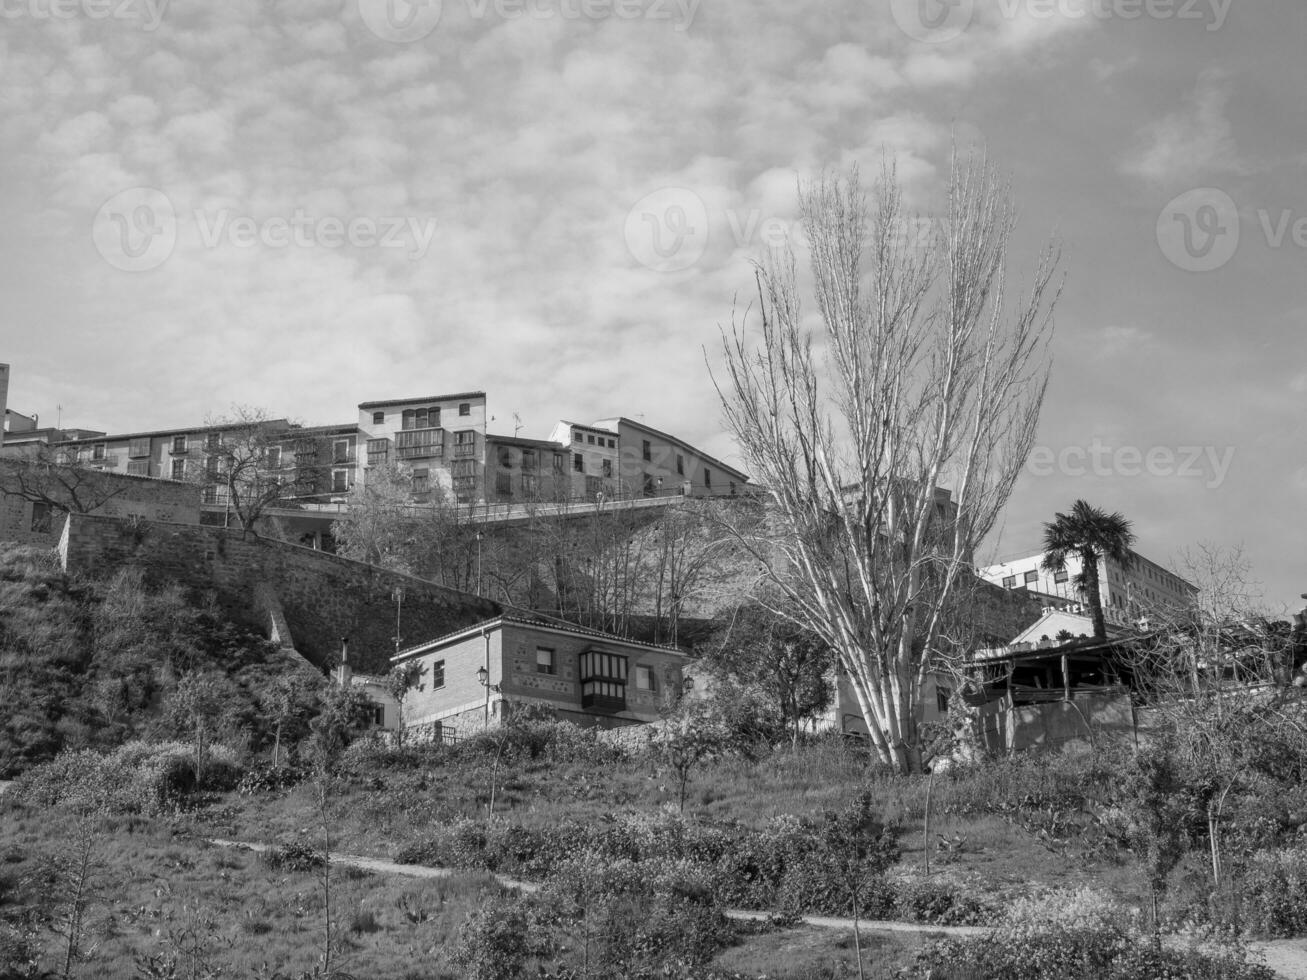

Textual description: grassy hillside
[0,543,324,778]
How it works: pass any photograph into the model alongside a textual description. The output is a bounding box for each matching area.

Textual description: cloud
[1121,72,1248,184]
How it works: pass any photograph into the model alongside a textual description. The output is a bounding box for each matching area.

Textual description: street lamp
[475,665,501,693]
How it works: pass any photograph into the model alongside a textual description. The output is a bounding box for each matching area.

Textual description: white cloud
[1121,72,1248,184]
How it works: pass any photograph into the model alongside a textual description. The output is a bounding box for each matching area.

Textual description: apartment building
[590,416,749,498]
[979,549,1198,625]
[357,392,488,504]
[546,420,622,500]
[484,434,571,503]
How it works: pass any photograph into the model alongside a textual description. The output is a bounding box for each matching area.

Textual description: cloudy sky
[1,0,1303,611]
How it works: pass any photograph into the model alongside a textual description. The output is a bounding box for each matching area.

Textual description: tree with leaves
[706,601,834,746]
[1040,499,1135,640]
[714,153,1060,773]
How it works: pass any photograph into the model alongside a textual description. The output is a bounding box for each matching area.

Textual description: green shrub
[237,760,311,795]
[8,741,242,814]
[1228,847,1307,938]
[262,839,327,873]
[903,925,1276,980]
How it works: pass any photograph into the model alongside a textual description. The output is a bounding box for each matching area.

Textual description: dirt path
[205,838,1307,978]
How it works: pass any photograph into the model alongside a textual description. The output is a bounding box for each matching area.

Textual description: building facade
[979,549,1198,626]
[392,615,693,737]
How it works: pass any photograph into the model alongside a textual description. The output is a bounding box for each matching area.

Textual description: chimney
[336,636,352,687]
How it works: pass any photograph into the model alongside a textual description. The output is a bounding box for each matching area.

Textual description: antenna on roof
[513,412,523,437]
[56,405,62,428]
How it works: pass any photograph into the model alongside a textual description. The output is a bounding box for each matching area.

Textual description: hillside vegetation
[2,543,1306,978]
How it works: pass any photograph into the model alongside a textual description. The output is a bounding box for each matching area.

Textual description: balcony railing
[453,443,477,458]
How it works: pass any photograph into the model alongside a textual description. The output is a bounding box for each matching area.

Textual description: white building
[979,548,1197,627]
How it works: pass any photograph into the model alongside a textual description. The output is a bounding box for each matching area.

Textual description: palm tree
[1041,500,1135,639]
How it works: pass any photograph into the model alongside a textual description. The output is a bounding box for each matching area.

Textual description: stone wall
[58,513,501,674]
[1,459,200,547]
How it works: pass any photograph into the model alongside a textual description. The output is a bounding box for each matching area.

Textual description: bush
[891,879,996,926]
[262,839,327,873]
[8,741,242,814]
[903,925,1276,980]
[237,760,311,795]
[1228,847,1307,938]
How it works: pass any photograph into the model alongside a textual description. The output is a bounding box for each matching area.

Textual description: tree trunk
[1082,550,1107,639]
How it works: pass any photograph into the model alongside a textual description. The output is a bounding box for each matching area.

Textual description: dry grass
[0,805,504,979]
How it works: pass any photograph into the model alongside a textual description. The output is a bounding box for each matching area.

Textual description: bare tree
[0,447,133,515]
[198,406,306,533]
[714,153,1061,773]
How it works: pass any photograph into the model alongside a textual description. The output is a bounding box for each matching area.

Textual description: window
[127,438,150,458]
[573,453,584,473]
[206,432,221,450]
[1002,575,1016,588]
[676,454,684,476]
[453,430,476,457]
[601,458,612,477]
[587,434,595,445]
[729,481,737,495]
[643,473,655,496]
[553,453,565,473]
[170,459,185,480]
[395,428,443,459]
[266,446,282,468]
[522,473,538,495]
[936,686,951,714]
[411,467,430,493]
[642,439,651,462]
[127,460,149,476]
[495,472,513,496]
[498,448,513,469]
[171,435,187,454]
[331,469,350,493]
[333,440,353,464]
[458,403,470,416]
[369,703,385,727]
[579,650,628,711]
[431,659,445,688]
[30,503,52,534]
[366,438,390,467]
[92,443,106,461]
[585,475,604,495]
[574,432,583,443]
[634,665,656,691]
[521,450,536,471]
[607,439,615,449]
[372,411,385,425]
[1023,570,1038,587]
[1054,569,1069,584]
[704,468,712,488]
[206,455,221,478]
[536,647,555,674]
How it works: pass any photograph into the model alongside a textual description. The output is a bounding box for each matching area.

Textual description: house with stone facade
[390,614,693,739]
